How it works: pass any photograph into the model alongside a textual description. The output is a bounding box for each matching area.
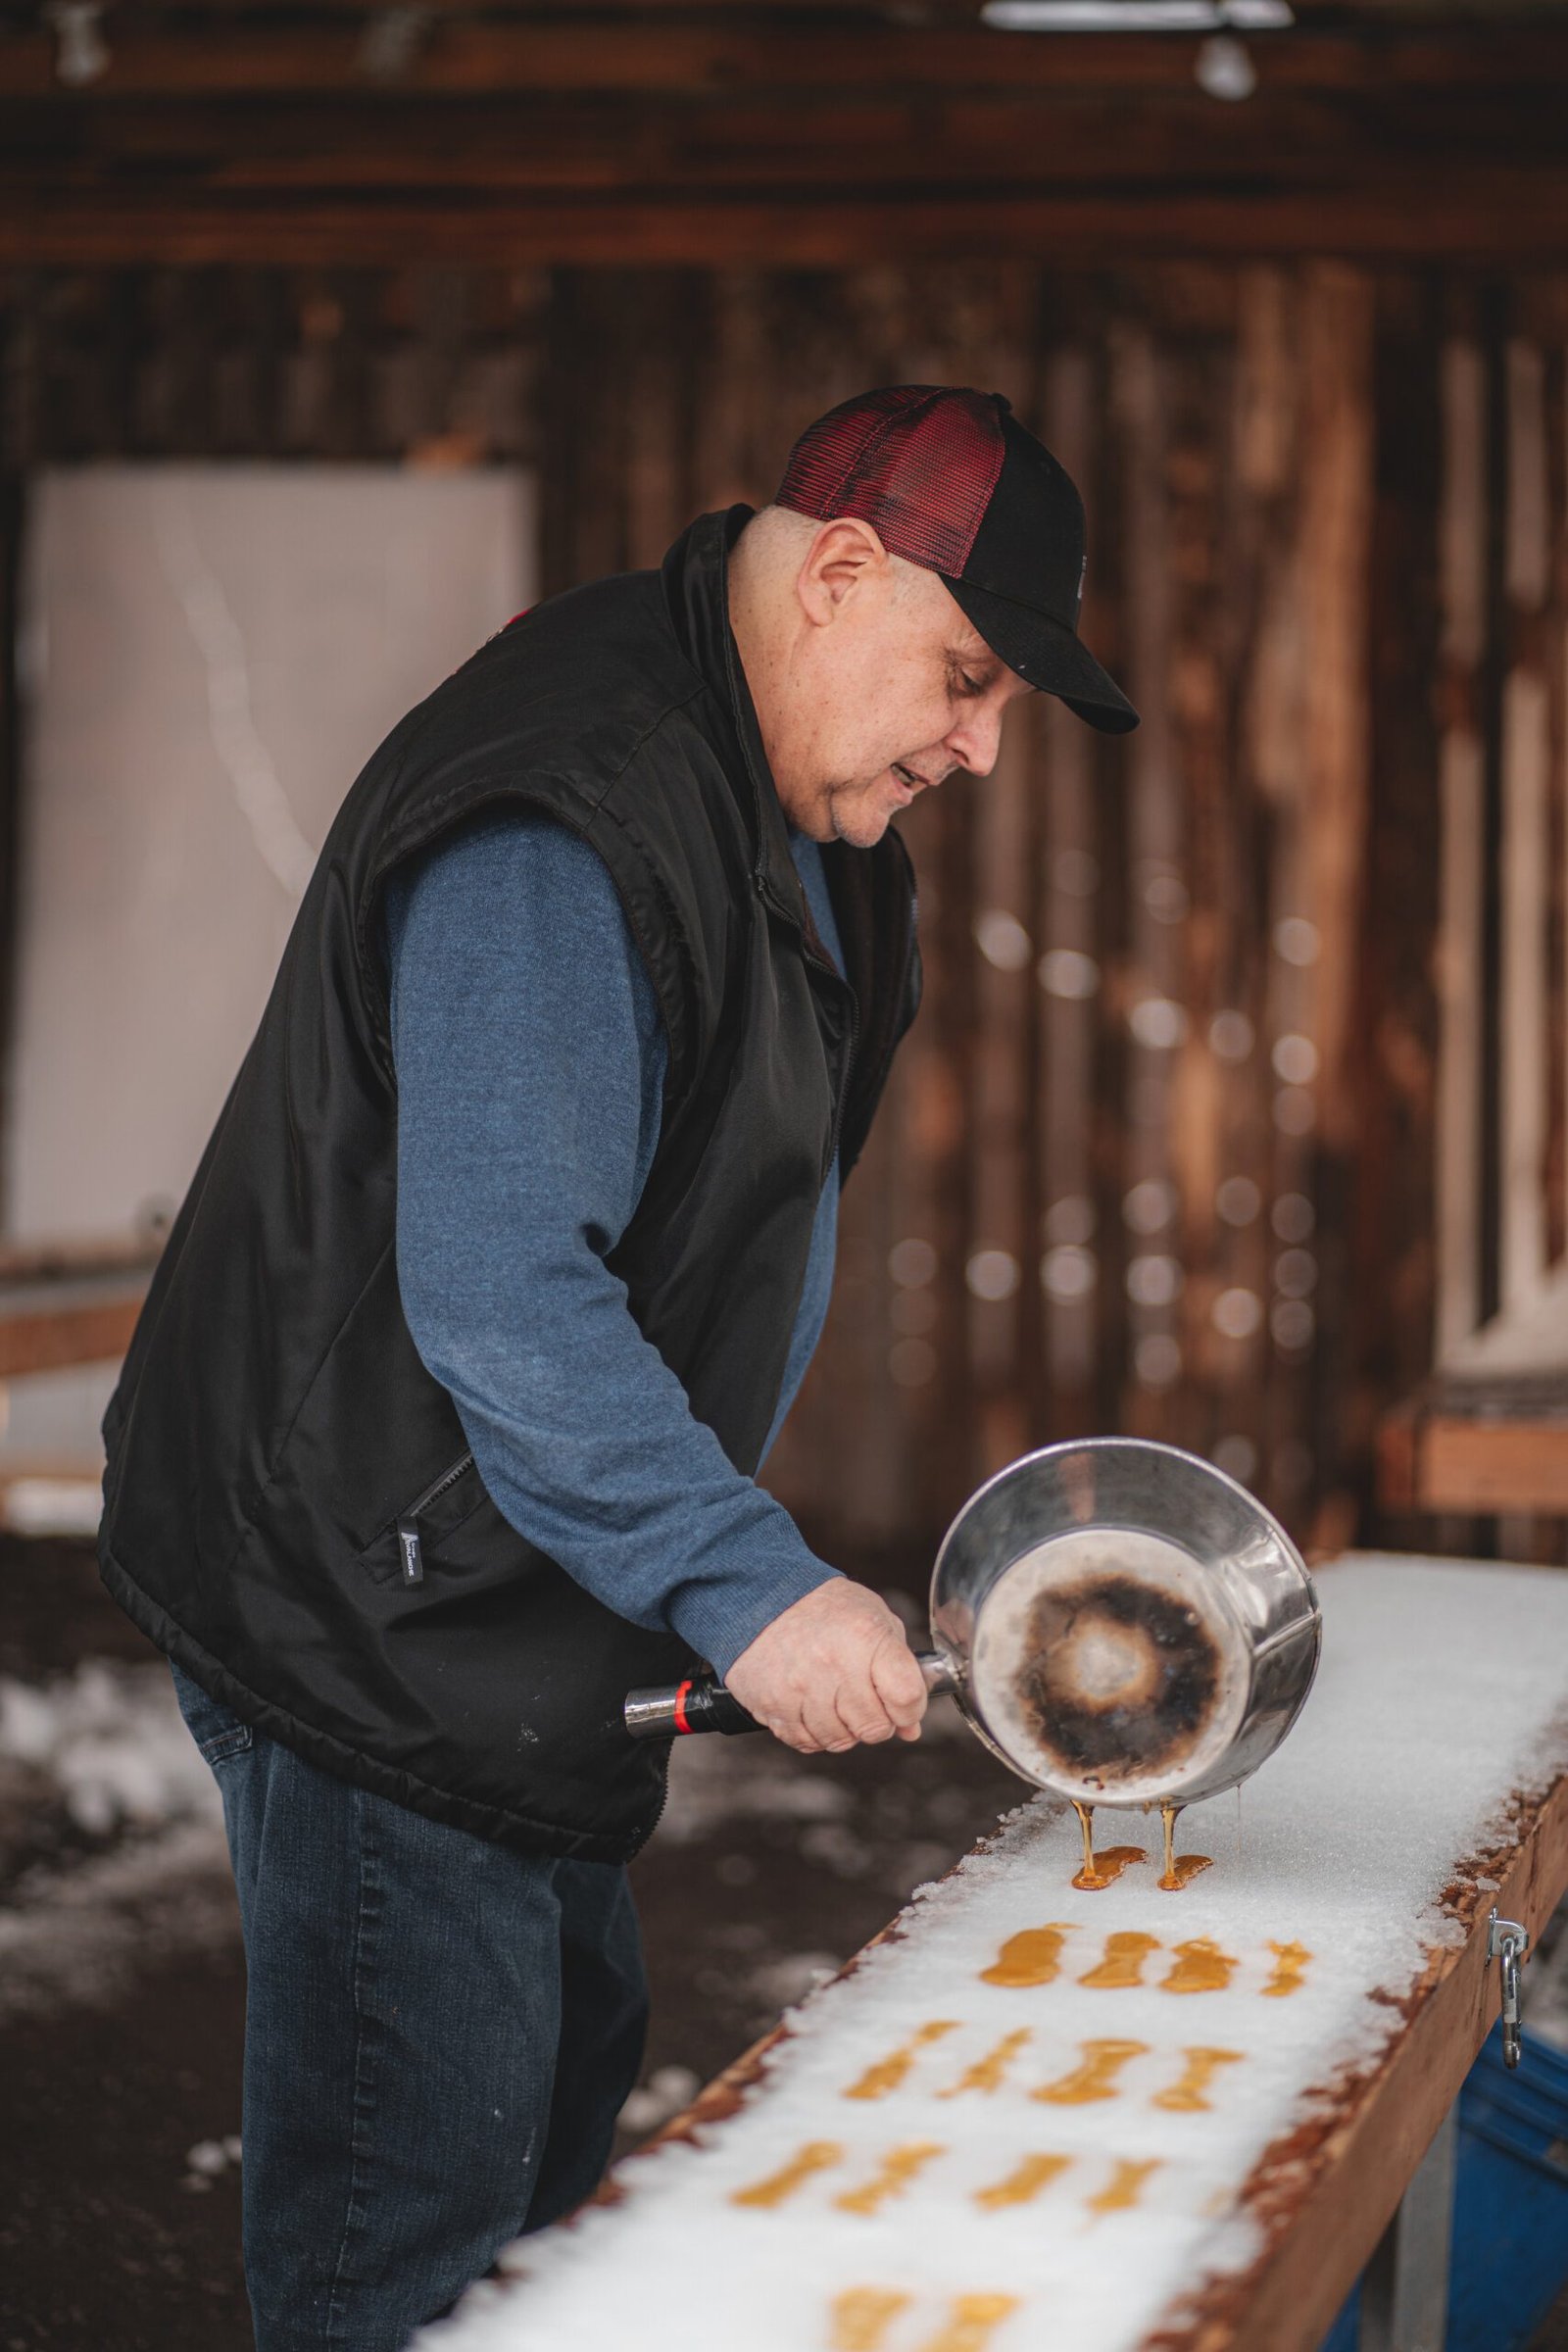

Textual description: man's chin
[826,783,899,851]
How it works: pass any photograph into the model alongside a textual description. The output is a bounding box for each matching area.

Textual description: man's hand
[724,1580,928,1755]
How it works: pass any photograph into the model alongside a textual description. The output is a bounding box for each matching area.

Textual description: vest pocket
[356,1449,482,1587]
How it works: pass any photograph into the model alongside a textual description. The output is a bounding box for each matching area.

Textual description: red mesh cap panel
[774,386,1007,580]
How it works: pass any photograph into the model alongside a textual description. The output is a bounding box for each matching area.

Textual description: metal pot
[921,1436,1320,1809]
[627,1437,1321,1811]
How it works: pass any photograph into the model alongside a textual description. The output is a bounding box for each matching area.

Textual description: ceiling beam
[5,91,1559,192]
[3,21,1567,97]
[5,177,1566,266]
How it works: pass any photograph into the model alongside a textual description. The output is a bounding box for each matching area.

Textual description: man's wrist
[668,1556,841,1682]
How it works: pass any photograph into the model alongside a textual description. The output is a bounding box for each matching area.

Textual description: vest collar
[661,507,812,935]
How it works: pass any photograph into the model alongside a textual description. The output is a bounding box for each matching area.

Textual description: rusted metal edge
[1139,1745,1568,2352]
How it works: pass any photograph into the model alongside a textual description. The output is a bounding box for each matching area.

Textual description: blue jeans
[172,1663,647,2352]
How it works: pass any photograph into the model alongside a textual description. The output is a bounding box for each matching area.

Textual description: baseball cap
[774,385,1138,735]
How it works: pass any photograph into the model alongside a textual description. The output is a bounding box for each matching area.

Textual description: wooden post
[1352,273,1445,1546]
[0,466,20,1173]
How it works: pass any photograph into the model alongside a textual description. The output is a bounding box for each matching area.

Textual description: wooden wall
[3,260,1565,1571]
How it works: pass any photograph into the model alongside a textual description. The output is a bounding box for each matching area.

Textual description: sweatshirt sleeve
[383,808,838,1678]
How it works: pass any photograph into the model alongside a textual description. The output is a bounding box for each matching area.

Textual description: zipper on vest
[395,1450,474,1586]
[761,869,861,1184]
[801,933,858,1181]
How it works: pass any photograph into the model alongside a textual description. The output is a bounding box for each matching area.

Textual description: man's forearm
[385,809,838,1672]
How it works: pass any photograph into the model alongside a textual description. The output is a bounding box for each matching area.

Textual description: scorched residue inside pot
[1016,1574,1221,1785]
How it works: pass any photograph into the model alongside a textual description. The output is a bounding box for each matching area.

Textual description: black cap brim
[947,576,1139,735]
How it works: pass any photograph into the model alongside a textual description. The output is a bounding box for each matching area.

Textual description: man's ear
[796,517,890,626]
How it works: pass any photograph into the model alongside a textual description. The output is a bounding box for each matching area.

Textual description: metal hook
[1486,1907,1530,2070]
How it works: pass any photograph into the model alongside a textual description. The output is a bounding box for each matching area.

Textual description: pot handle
[624,1650,954,1740]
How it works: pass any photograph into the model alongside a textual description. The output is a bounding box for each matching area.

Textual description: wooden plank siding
[3,259,1566,1568]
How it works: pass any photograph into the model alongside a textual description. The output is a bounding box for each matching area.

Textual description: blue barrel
[1317,2023,1568,2351]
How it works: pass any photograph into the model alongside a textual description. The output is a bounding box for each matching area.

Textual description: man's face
[755,520,1036,849]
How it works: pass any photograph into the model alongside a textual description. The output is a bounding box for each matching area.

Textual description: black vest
[98,511,920,1863]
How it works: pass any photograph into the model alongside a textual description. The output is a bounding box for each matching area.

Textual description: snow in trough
[425,1555,1568,2352]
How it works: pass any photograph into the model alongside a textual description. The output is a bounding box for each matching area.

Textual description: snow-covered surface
[426,1555,1568,2352]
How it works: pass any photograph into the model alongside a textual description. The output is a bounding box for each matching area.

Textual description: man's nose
[947,706,1005,778]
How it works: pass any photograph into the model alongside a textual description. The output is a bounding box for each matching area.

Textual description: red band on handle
[672,1679,694,1737]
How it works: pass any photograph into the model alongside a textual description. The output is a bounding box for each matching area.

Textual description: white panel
[1499,341,1551,1317]
[2,464,533,1471]
[7,464,533,1243]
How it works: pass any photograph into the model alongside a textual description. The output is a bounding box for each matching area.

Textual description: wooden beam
[0,1291,145,1377]
[1388,1410,1568,1512]
[3,22,1568,99]
[1148,1762,1568,2350]
[5,179,1568,267]
[7,90,1561,196]
[0,1236,163,1285]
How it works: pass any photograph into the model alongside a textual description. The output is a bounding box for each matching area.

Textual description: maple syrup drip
[829,2288,912,2352]
[1160,1937,1240,1994]
[1078,1931,1161,1990]
[835,2142,945,2216]
[845,2019,959,2101]
[918,2293,1021,2352]
[1152,2046,1245,2113]
[1073,1845,1148,1893]
[973,2151,1072,2210]
[731,2139,841,2209]
[980,1923,1074,1988]
[939,2028,1032,2098]
[1152,1802,1214,1890]
[1262,1940,1312,1997]
[1086,2157,1161,2219]
[1032,2035,1149,2104]
[1073,1800,1096,1879]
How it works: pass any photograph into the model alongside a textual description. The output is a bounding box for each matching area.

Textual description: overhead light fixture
[1195,32,1258,95]
[44,0,110,85]
[357,4,434,81]
[982,1,1292,28]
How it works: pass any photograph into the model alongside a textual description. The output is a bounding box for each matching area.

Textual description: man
[100,385,1135,2351]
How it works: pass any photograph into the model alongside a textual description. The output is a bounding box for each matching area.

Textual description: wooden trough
[424,1555,1568,2352]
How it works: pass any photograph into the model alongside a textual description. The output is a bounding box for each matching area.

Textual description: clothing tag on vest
[397,1519,424,1585]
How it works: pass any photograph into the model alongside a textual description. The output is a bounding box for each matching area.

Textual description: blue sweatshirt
[382,808,843,1678]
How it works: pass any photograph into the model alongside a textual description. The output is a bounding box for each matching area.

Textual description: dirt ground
[1,1535,1564,2352]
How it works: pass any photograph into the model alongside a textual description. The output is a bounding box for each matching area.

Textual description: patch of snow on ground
[0,1659,233,2020]
[657,1731,853,1843]
[0,1816,234,2020]
[618,2067,703,2137]
[0,1659,220,1836]
[422,1555,1568,2352]
[1,1476,105,1539]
